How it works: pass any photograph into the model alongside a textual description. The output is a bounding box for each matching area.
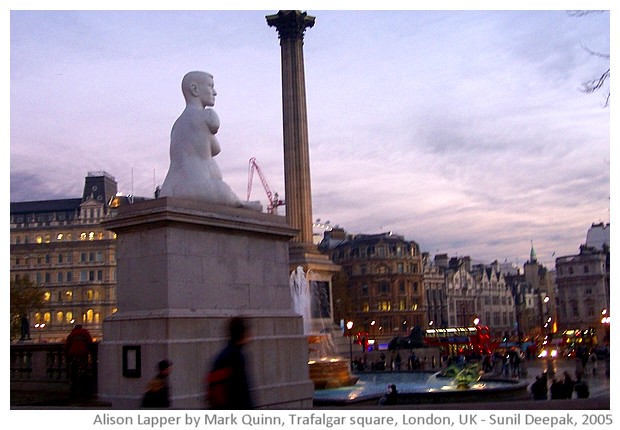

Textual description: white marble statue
[160,71,262,211]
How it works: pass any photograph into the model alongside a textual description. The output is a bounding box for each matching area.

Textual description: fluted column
[267,10,315,246]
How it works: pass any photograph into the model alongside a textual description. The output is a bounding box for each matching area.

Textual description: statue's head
[181,71,216,107]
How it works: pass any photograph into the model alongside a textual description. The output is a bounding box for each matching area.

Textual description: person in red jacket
[65,324,93,399]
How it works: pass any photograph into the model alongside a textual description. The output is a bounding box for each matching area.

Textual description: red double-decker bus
[424,325,496,356]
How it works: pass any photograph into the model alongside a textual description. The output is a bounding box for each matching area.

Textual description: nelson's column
[267,11,340,331]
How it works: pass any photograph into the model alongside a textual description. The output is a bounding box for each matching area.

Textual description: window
[361,284,369,296]
[57,233,64,241]
[399,281,405,293]
[97,270,103,281]
[410,303,418,311]
[399,299,406,311]
[80,253,87,262]
[43,292,51,301]
[378,301,391,311]
[80,271,88,282]
[65,311,73,323]
[362,302,370,312]
[58,254,63,264]
[397,263,404,274]
[57,272,63,283]
[584,265,590,274]
[379,282,390,294]
[65,291,73,301]
[66,271,73,282]
[56,311,64,323]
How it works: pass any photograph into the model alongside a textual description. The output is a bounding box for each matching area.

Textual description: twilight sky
[8,4,612,269]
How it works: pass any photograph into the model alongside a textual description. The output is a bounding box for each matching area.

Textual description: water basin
[313,371,528,405]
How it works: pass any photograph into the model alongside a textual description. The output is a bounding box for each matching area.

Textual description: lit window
[65,291,73,301]
[43,292,51,301]
[44,312,51,323]
[88,232,95,240]
[65,311,73,323]
[36,236,43,244]
[57,233,64,241]
[56,311,64,323]
[80,232,87,240]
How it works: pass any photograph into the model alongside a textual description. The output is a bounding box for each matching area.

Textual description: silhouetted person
[550,378,564,400]
[379,384,398,405]
[141,359,173,408]
[531,375,548,400]
[206,317,253,409]
[562,371,575,399]
[574,376,590,398]
[65,324,93,399]
[20,316,30,341]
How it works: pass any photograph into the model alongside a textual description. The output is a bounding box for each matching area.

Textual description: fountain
[436,362,483,389]
[290,266,359,389]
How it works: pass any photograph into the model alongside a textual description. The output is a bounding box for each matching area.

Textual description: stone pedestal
[98,198,314,409]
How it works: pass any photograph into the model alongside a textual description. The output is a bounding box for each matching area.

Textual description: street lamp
[346,320,353,369]
[34,323,46,342]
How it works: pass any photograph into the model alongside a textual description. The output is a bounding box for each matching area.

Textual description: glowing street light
[346,320,354,368]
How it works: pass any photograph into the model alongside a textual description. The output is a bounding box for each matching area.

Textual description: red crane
[247,157,285,214]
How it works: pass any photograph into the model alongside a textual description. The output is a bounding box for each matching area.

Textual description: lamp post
[346,320,353,369]
[34,323,45,343]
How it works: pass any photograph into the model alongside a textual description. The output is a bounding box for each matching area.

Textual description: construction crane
[247,157,285,214]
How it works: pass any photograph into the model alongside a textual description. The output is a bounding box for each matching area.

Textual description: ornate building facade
[10,172,145,342]
[556,239,610,344]
[320,231,425,345]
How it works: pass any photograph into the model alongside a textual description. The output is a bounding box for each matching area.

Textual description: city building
[320,230,425,346]
[10,171,147,342]
[422,253,448,329]
[555,223,610,345]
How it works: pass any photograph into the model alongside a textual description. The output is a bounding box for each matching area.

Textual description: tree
[10,277,45,340]
[568,10,610,106]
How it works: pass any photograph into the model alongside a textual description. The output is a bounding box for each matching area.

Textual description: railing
[10,342,98,394]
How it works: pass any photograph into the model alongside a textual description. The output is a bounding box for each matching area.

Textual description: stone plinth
[98,198,314,408]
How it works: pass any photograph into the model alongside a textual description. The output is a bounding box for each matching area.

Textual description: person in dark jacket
[65,324,93,398]
[206,317,253,409]
[142,359,173,408]
[531,375,548,400]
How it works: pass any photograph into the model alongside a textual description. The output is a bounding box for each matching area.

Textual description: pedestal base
[98,198,314,409]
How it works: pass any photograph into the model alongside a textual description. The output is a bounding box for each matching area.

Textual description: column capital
[266,10,315,40]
